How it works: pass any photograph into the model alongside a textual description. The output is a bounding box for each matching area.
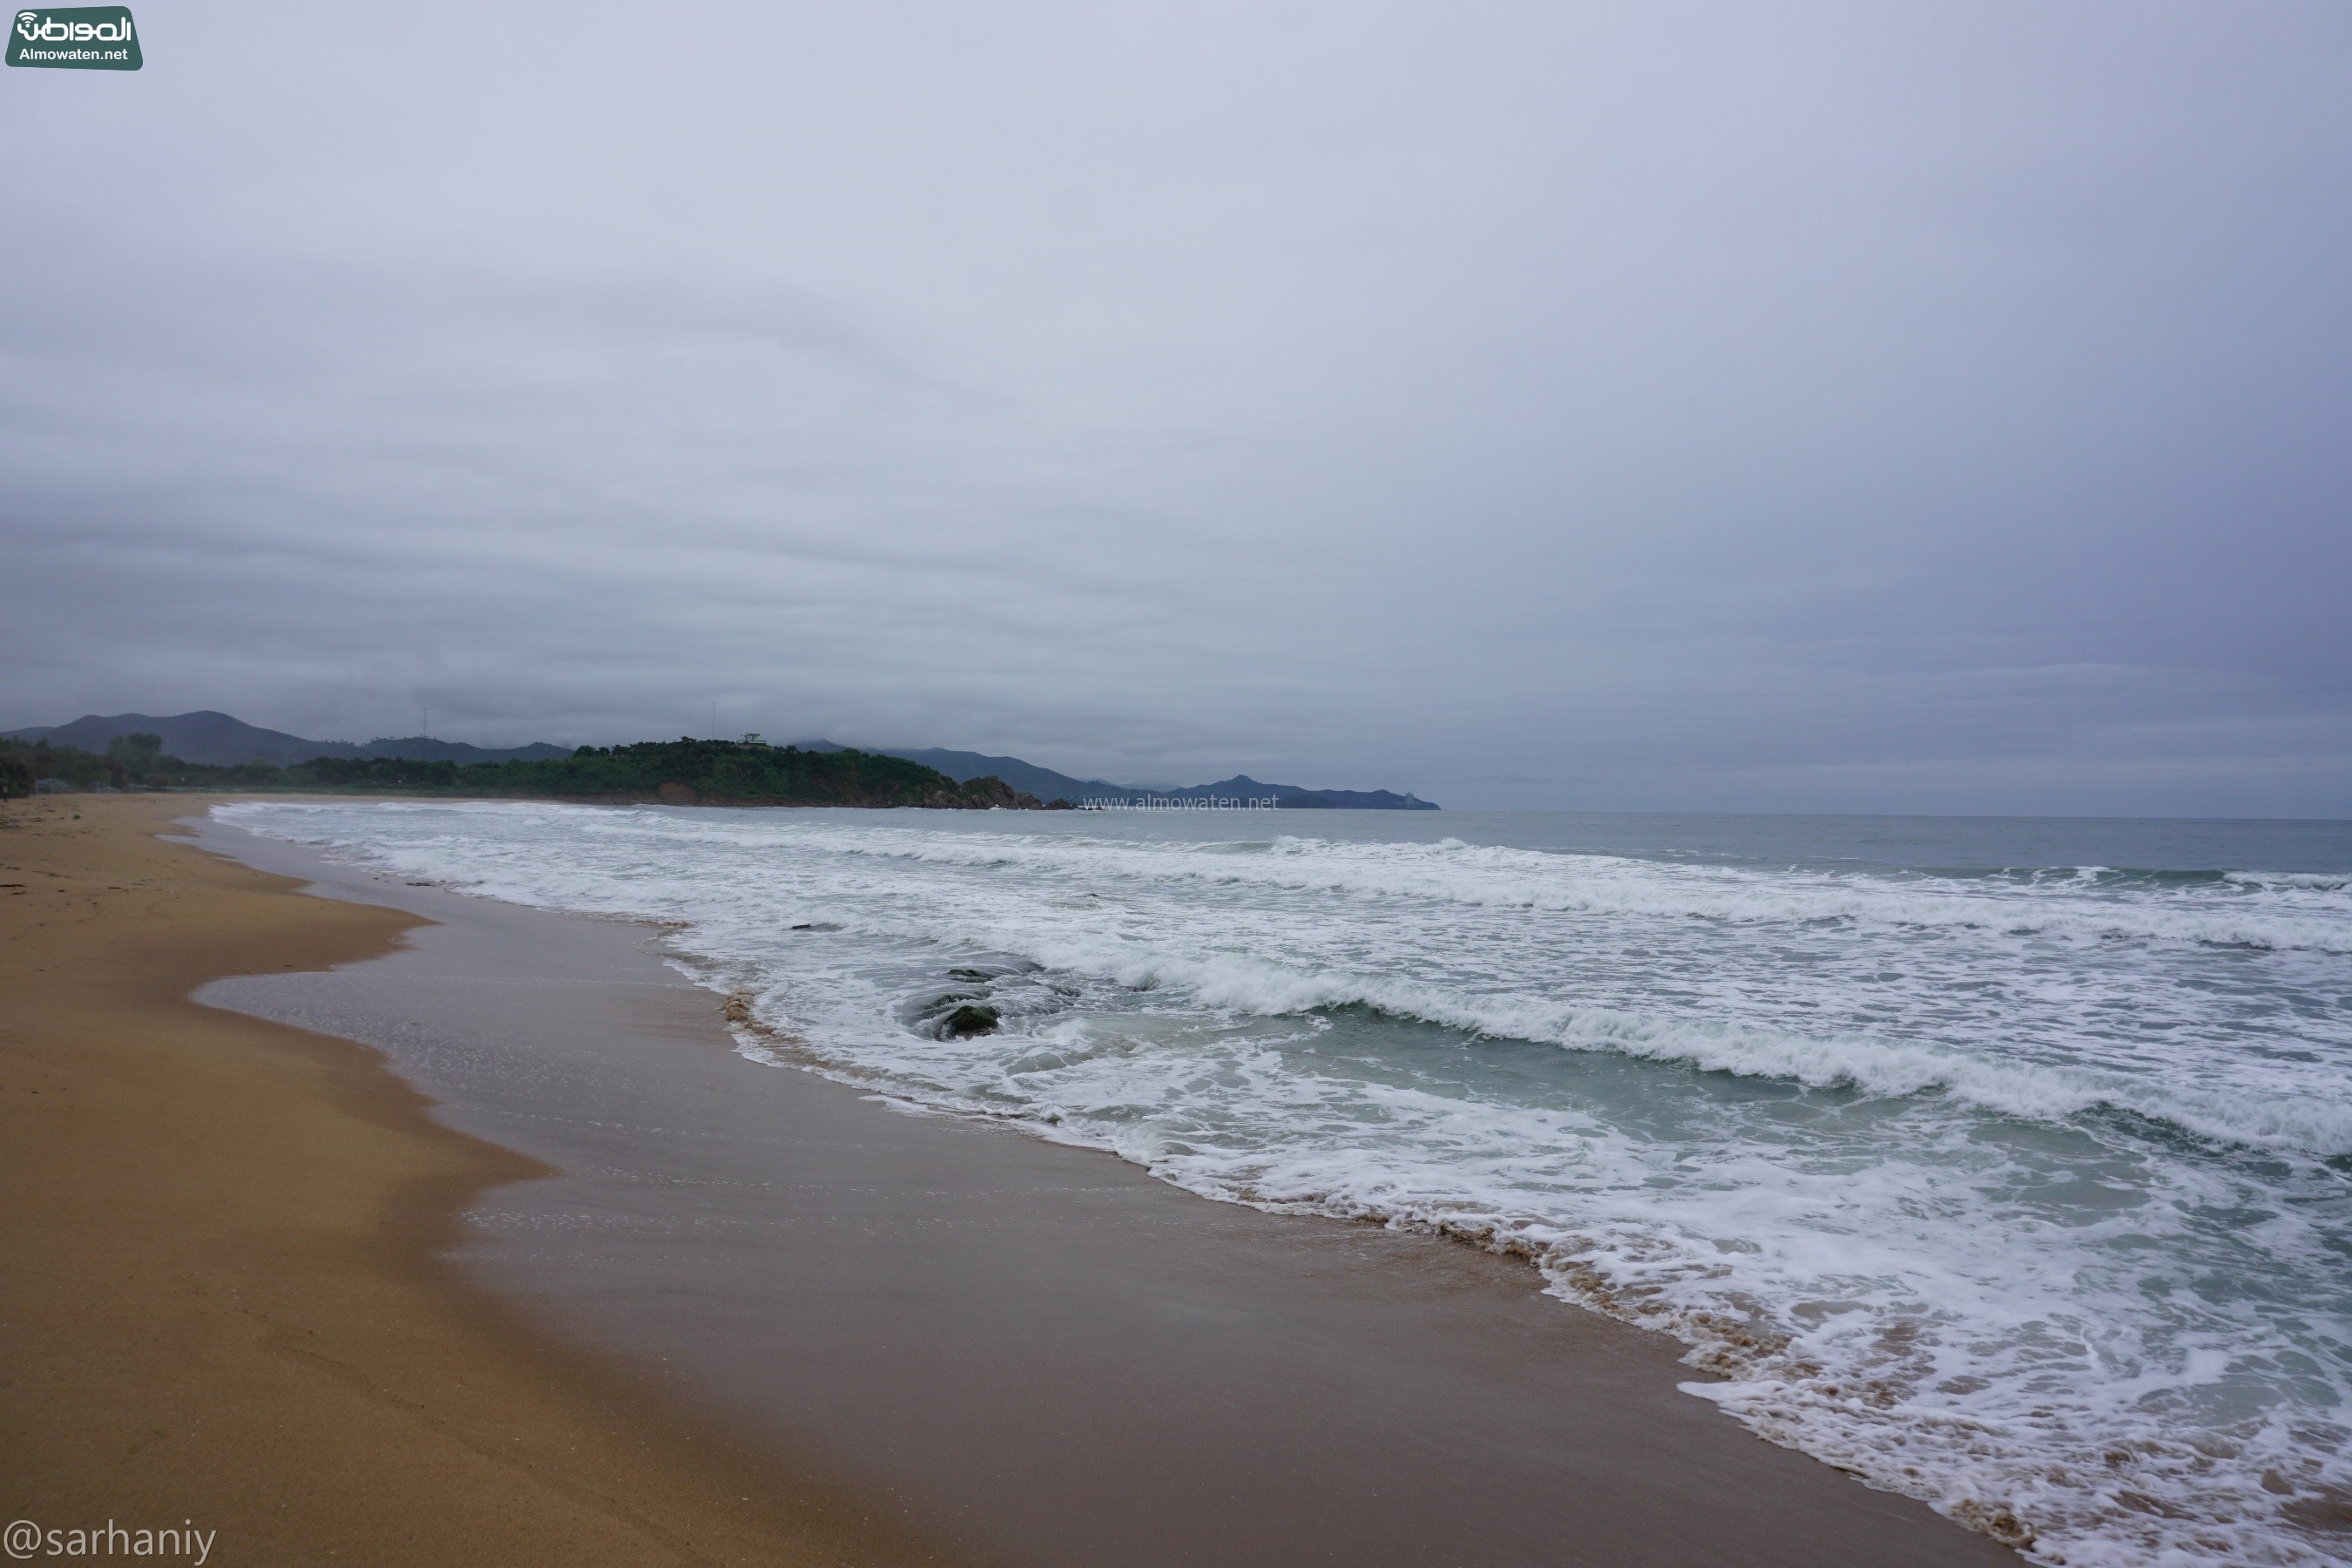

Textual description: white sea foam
[605,820,2352,952]
[217,801,2352,1566]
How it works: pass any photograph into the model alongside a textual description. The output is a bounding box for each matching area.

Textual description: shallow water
[220,801,2352,1566]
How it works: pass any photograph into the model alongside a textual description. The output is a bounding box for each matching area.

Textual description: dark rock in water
[937,1004,1001,1038]
[1045,797,1076,810]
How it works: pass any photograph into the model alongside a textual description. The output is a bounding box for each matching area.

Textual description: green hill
[1,735,1047,810]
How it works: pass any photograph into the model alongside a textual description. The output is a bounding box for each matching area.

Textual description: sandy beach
[4,795,2018,1565]
[0,796,953,1565]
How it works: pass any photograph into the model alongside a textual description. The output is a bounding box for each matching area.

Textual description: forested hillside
[0,735,1051,809]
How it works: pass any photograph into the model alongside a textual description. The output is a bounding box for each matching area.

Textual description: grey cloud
[2,1,2347,813]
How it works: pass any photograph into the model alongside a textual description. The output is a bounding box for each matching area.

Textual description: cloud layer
[3,2,2348,813]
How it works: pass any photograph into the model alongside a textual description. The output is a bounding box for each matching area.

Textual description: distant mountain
[878,747,1139,805]
[341,733,575,764]
[1157,774,1438,810]
[873,748,1437,810]
[1,711,570,767]
[3,712,1435,807]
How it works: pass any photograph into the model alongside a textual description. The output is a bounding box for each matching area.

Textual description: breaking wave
[216,800,2352,1567]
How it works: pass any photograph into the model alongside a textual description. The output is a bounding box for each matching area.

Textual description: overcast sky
[3,3,2347,813]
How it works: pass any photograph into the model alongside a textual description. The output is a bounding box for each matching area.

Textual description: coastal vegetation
[1,733,182,797]
[0,735,1055,809]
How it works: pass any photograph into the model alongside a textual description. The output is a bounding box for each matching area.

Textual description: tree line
[0,734,1065,810]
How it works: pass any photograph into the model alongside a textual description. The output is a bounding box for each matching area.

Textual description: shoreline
[0,795,958,1565]
[186,801,2017,1566]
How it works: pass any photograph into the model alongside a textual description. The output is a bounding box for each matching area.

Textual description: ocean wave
[603,817,2352,954]
[709,970,2352,1568]
[946,937,2352,1159]
[214,799,2352,1567]
[259,801,2352,951]
[214,800,2352,1157]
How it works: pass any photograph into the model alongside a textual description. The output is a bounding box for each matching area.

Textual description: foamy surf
[217,800,2352,1567]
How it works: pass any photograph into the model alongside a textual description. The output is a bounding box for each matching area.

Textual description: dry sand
[0,795,956,1565]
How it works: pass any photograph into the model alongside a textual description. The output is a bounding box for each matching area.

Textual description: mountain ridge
[862,747,1436,810]
[1,713,1437,808]
[0,711,570,766]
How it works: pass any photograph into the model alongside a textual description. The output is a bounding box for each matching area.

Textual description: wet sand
[0,795,956,1565]
[193,808,2018,1568]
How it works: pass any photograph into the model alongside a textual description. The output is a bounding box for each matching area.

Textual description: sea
[216,800,2352,1567]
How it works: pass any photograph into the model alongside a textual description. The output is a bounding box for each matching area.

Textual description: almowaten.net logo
[7,6,140,70]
